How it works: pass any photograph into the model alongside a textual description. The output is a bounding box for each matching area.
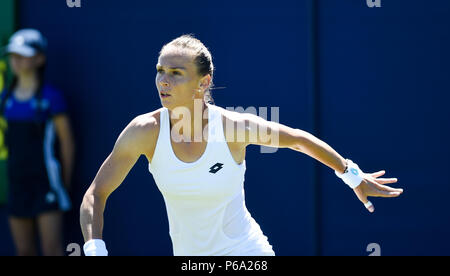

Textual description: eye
[157,68,164,74]
[172,71,182,76]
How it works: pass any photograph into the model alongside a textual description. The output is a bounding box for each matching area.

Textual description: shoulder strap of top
[207,104,226,143]
[158,107,170,146]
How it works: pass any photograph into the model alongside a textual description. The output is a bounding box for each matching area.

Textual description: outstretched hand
[353,170,403,213]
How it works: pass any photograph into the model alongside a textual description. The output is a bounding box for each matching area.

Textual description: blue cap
[4,29,47,57]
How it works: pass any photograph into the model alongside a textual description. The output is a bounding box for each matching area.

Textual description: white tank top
[148,104,275,256]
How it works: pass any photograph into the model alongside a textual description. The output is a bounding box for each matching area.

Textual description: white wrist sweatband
[335,159,365,189]
[83,239,108,256]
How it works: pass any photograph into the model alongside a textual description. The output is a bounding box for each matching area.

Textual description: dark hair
[160,34,215,104]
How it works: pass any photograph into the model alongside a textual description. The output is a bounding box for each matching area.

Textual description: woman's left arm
[53,114,75,191]
[241,113,403,212]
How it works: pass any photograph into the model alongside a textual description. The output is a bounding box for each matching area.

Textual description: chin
[160,99,177,110]
[160,101,171,109]
[161,100,196,112]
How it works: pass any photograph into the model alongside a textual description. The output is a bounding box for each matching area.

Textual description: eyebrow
[156,65,187,70]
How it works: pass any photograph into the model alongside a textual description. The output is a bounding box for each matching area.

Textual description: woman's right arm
[80,115,157,245]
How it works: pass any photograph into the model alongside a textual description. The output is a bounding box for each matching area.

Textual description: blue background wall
[0,0,449,256]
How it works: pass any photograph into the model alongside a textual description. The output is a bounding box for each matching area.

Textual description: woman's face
[9,53,45,76]
[155,50,204,109]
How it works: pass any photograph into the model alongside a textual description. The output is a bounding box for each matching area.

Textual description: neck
[169,99,209,143]
[16,71,39,93]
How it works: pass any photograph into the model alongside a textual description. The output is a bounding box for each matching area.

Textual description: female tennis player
[80,35,403,256]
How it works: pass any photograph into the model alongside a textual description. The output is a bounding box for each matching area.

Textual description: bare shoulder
[213,104,279,149]
[213,105,249,124]
[214,105,263,130]
[213,105,249,144]
[212,105,250,163]
[114,108,163,159]
[130,108,162,133]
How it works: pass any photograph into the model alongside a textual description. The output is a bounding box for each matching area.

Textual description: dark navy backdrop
[0,0,448,256]
[317,0,450,256]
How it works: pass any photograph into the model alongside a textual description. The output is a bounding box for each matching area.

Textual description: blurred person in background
[0,29,75,256]
[0,59,8,207]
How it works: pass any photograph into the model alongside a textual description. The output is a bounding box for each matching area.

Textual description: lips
[160,91,171,97]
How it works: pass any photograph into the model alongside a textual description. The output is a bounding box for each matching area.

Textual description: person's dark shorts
[7,169,71,218]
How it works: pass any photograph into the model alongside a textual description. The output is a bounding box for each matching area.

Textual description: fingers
[370,170,386,178]
[369,170,399,185]
[354,177,404,213]
[378,190,403,197]
[371,183,403,197]
[375,177,398,185]
[364,201,375,213]
[353,186,375,213]
[366,178,403,194]
[380,184,403,194]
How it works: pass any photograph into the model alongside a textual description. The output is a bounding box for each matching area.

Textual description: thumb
[353,185,375,213]
[364,200,375,213]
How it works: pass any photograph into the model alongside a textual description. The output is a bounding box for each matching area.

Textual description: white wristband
[335,159,365,189]
[83,239,108,256]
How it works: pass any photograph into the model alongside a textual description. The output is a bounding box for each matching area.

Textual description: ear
[199,74,212,91]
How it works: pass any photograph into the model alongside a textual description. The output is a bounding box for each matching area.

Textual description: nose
[160,81,169,88]
[158,74,170,88]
